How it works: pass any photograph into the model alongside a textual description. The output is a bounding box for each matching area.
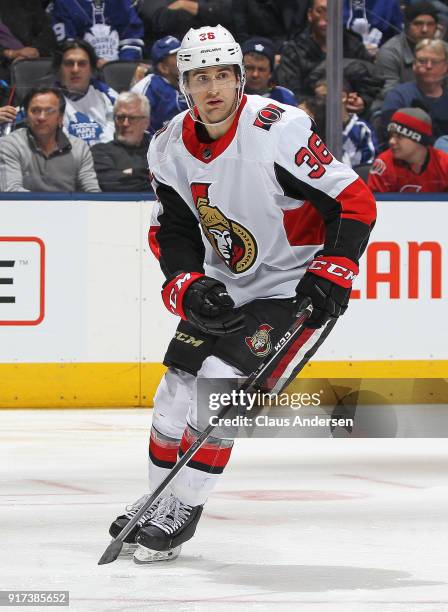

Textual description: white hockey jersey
[148,95,376,307]
[63,80,117,146]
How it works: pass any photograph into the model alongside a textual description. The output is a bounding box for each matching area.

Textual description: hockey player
[109,25,376,563]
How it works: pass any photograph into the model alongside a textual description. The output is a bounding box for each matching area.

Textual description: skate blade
[110,540,137,557]
[133,544,182,564]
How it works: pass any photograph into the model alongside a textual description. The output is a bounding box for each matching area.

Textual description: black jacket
[91,134,152,192]
[139,0,233,46]
[276,26,373,98]
[0,0,57,57]
[232,0,308,52]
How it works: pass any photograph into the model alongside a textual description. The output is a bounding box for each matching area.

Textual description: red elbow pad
[161,272,204,319]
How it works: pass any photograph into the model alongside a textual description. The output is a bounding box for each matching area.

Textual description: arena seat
[100,61,144,93]
[11,58,54,103]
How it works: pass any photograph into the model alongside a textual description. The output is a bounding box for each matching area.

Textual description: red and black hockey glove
[162,273,245,336]
[296,255,359,328]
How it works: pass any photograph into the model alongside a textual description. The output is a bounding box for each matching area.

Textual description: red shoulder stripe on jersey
[336,177,377,225]
[148,226,160,260]
[182,95,247,163]
[283,201,325,246]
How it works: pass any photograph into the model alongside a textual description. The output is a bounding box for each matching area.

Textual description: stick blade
[98,539,123,565]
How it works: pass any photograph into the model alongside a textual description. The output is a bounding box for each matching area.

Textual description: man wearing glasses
[381,38,448,142]
[92,92,152,192]
[0,86,99,192]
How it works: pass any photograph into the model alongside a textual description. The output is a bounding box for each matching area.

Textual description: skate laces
[125,494,150,517]
[149,494,193,535]
[125,494,160,525]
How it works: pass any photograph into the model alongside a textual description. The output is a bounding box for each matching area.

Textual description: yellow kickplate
[0,361,446,408]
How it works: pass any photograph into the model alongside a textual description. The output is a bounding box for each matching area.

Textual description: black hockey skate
[109,494,160,556]
[133,493,203,564]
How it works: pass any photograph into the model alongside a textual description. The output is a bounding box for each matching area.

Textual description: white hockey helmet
[177,25,245,119]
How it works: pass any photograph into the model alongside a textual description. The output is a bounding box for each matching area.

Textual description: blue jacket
[263,86,298,107]
[132,73,188,135]
[344,0,403,45]
[49,0,144,60]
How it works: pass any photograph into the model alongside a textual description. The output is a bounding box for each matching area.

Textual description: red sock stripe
[179,429,233,469]
[149,430,179,464]
[270,327,316,380]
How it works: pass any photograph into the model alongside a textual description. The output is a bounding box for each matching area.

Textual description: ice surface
[1,409,448,612]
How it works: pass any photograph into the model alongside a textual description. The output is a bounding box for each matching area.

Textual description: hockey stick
[98,300,314,565]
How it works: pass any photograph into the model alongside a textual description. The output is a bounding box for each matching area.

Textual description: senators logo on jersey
[245,324,273,357]
[190,183,258,274]
[253,103,285,131]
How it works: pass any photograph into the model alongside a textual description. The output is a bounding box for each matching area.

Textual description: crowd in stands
[1,0,448,193]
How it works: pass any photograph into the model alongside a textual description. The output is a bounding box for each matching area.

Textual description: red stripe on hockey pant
[307,256,359,289]
[283,202,325,246]
[161,272,204,319]
[336,177,377,225]
[148,428,179,468]
[148,226,160,260]
[179,428,233,470]
[270,327,316,381]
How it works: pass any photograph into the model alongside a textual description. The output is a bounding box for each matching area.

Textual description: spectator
[242,38,297,105]
[375,2,439,96]
[55,39,117,146]
[308,80,378,167]
[403,0,448,28]
[232,0,307,52]
[91,92,152,191]
[132,35,187,134]
[0,0,57,88]
[368,107,448,192]
[139,0,233,45]
[0,86,100,192]
[381,38,448,141]
[344,0,403,54]
[276,0,372,101]
[308,58,384,118]
[49,0,144,66]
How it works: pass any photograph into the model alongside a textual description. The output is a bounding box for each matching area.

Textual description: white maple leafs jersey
[148,94,376,307]
[63,80,117,146]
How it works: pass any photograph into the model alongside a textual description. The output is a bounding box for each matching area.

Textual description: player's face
[244,54,271,93]
[26,92,62,140]
[114,100,149,146]
[60,48,92,94]
[408,15,437,43]
[308,0,327,39]
[413,48,448,85]
[388,132,422,162]
[186,66,239,125]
